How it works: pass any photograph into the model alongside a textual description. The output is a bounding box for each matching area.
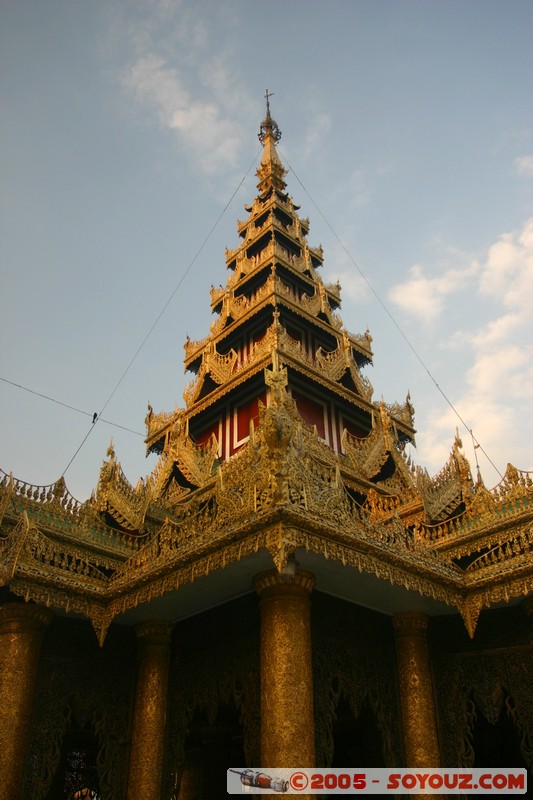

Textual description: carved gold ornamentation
[393,613,440,768]
[96,444,150,531]
[23,621,134,799]
[0,602,53,800]
[255,569,316,777]
[432,614,533,771]
[1,111,532,655]
[416,432,473,521]
[1,105,532,800]
[127,621,172,800]
[4,368,532,642]
[165,622,260,797]
[312,604,403,768]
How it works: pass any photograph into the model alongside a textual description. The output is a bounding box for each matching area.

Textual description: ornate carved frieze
[312,603,403,768]
[1,110,532,655]
[433,628,533,771]
[2,364,532,642]
[417,433,473,522]
[415,463,533,558]
[164,628,260,796]
[95,442,150,531]
[22,624,135,799]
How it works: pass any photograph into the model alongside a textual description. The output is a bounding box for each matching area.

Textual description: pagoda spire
[257,90,287,193]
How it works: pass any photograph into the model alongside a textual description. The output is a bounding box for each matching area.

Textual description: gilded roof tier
[1,105,531,643]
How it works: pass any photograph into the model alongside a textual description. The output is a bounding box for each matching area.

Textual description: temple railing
[0,469,83,516]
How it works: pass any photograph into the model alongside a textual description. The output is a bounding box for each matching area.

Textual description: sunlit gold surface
[393,613,440,768]
[2,387,531,642]
[0,103,532,797]
[0,603,53,800]
[127,620,172,800]
[255,568,315,779]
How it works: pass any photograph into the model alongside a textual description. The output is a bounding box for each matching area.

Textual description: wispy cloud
[406,217,533,485]
[123,54,243,174]
[109,1,254,177]
[514,154,533,176]
[331,267,370,306]
[388,260,478,323]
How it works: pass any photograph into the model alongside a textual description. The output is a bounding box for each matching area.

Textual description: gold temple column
[393,613,440,768]
[0,602,53,800]
[254,569,316,772]
[127,620,172,800]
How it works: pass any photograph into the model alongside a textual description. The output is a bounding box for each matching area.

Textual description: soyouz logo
[227,767,528,794]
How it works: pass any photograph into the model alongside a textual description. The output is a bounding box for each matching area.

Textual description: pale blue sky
[1,0,532,499]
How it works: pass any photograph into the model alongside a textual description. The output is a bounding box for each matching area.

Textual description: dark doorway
[471,698,527,769]
[331,696,385,768]
[176,700,245,800]
[45,721,100,800]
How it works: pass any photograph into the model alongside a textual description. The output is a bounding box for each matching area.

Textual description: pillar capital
[393,611,429,635]
[254,568,316,598]
[134,619,172,647]
[0,602,54,635]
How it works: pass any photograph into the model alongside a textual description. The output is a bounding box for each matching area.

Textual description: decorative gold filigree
[417,432,473,521]
[95,442,150,531]
[1,112,532,652]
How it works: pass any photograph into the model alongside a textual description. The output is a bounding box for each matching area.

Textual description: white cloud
[480,218,533,312]
[388,261,478,323]
[123,54,244,174]
[331,269,369,306]
[408,217,533,486]
[514,155,533,176]
[109,2,254,177]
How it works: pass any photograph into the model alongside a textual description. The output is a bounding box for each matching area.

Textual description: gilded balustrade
[414,465,533,554]
[2,369,532,641]
[0,469,145,560]
[383,399,415,428]
[210,283,225,307]
[145,407,176,441]
[0,470,83,517]
[464,525,533,578]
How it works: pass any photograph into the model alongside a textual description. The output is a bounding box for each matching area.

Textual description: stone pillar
[127,620,172,800]
[254,569,316,772]
[393,613,440,767]
[0,602,53,800]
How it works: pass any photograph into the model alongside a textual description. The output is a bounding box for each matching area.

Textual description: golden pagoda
[1,100,532,799]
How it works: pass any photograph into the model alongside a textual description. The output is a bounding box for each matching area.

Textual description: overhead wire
[12,140,503,482]
[279,147,503,480]
[0,376,143,435]
[60,149,261,477]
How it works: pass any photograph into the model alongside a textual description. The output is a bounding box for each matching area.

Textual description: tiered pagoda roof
[1,103,531,644]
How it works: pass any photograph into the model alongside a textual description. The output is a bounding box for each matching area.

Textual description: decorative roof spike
[256,90,287,193]
[258,89,282,145]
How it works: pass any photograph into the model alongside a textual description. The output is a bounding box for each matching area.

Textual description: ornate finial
[258,89,281,145]
[265,88,274,116]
